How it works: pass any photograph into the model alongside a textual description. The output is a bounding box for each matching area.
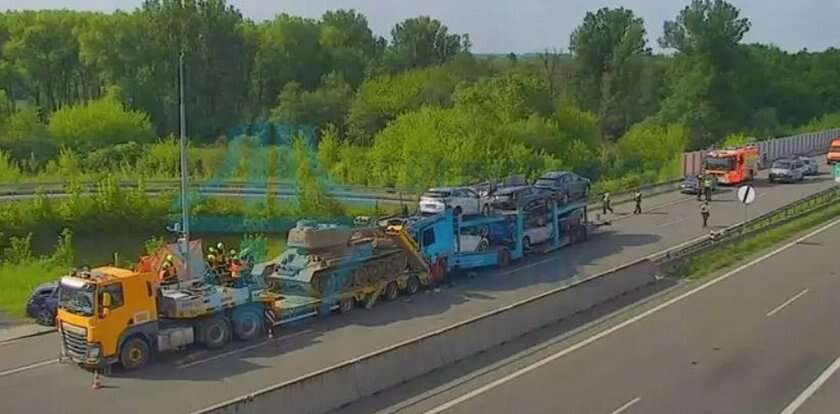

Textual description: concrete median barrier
[195,259,659,414]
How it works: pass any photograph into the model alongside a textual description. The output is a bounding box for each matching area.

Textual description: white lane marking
[779,354,840,414]
[0,331,55,347]
[0,359,59,378]
[177,329,312,369]
[610,397,641,414]
[423,217,840,414]
[766,289,809,317]
[657,218,686,227]
[498,258,553,277]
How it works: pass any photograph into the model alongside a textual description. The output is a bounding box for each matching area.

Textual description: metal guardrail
[0,177,686,205]
[654,185,840,266]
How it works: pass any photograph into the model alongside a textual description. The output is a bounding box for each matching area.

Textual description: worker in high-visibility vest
[703,176,713,201]
[159,255,177,283]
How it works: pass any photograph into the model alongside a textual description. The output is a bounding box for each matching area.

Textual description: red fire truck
[704,145,761,185]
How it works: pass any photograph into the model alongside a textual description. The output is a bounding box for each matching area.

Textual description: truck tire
[120,336,151,370]
[522,236,531,251]
[384,281,400,301]
[232,309,263,341]
[339,297,354,314]
[404,275,421,295]
[198,316,232,349]
[497,248,511,268]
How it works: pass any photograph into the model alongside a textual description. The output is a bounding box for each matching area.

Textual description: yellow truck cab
[57,267,158,369]
[57,265,274,370]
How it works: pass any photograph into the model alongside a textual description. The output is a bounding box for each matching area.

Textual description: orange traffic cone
[91,370,102,390]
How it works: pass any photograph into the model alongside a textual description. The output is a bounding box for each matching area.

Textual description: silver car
[769,159,807,183]
[797,156,819,175]
[419,187,491,216]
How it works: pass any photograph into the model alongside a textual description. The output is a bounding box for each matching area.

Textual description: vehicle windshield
[705,156,735,171]
[58,281,96,317]
[773,161,792,169]
[534,179,555,187]
[422,191,450,198]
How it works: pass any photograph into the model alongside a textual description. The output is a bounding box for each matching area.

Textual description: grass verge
[679,200,840,280]
[0,260,65,318]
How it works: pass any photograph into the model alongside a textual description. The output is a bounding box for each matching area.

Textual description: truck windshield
[58,282,96,317]
[705,157,735,171]
[773,161,792,169]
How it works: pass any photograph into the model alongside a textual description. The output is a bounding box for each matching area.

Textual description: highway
[348,209,840,414]
[0,167,835,414]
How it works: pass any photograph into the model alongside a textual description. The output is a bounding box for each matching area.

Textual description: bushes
[0,229,76,317]
[47,93,154,150]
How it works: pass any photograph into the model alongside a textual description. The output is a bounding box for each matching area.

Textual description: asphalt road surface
[351,210,840,414]
[0,167,836,414]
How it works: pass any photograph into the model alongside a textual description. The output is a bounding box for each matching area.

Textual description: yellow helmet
[216,242,224,251]
[162,261,172,269]
[209,247,217,254]
[165,254,174,261]
[207,254,215,261]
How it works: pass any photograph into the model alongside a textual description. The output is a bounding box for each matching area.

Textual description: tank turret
[263,220,408,297]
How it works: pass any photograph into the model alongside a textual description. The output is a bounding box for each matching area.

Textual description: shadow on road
[108,230,662,382]
[336,277,679,414]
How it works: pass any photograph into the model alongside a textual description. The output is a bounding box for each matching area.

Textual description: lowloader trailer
[56,201,604,371]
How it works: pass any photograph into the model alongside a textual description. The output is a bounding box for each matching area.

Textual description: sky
[2,0,838,53]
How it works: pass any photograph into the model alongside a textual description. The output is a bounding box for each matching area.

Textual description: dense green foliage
[0,0,838,194]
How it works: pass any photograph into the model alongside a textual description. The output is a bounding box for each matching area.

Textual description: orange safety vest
[230,261,241,278]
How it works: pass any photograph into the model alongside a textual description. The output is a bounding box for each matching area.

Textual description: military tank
[264,220,411,297]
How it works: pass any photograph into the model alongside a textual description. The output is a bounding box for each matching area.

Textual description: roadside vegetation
[1,1,840,316]
[679,201,840,280]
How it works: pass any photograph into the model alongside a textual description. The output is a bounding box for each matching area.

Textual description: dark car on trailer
[489,185,548,212]
[533,171,591,204]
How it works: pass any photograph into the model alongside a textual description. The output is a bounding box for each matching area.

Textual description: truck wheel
[339,297,354,314]
[232,310,263,341]
[384,281,400,301]
[120,337,151,370]
[199,316,232,349]
[497,248,511,268]
[405,275,421,295]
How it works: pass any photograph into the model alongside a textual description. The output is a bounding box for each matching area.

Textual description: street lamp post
[179,50,191,280]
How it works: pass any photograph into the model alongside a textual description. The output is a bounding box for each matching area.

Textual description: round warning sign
[737,185,756,205]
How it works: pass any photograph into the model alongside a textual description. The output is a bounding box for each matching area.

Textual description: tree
[251,14,325,116]
[658,0,752,148]
[570,7,650,139]
[320,9,383,87]
[48,92,153,150]
[617,121,688,179]
[346,66,461,145]
[384,16,466,71]
[270,73,352,131]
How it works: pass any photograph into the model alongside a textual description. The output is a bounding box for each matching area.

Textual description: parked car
[796,156,819,175]
[489,186,548,212]
[26,281,59,326]
[680,175,717,194]
[769,158,807,183]
[419,187,491,216]
[533,171,591,203]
